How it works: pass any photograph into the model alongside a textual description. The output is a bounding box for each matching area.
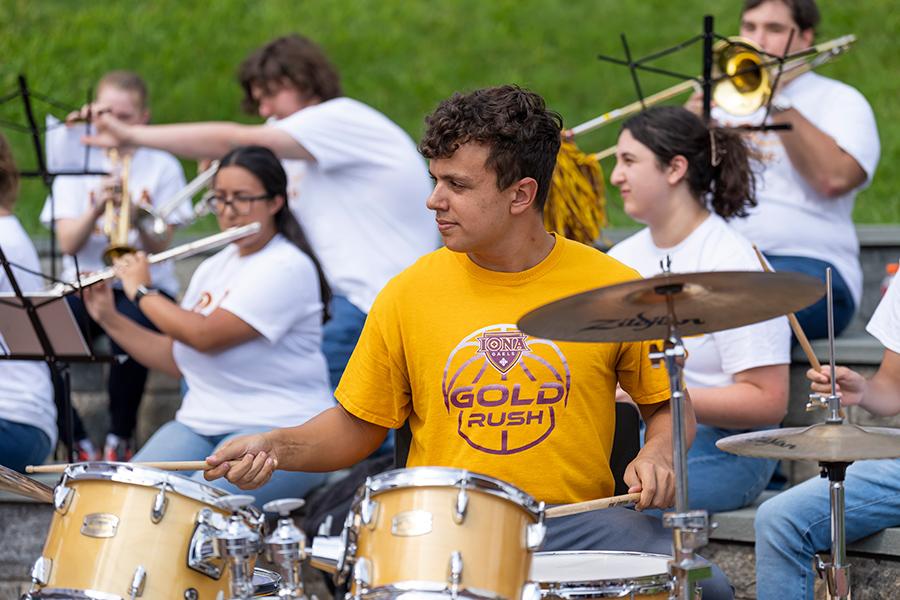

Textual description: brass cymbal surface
[716,422,900,462]
[518,270,824,342]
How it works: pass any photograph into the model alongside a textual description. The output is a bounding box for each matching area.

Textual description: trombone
[571,34,856,159]
[132,160,220,238]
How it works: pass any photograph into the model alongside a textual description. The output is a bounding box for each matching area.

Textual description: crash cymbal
[0,463,53,503]
[716,422,900,462]
[518,271,823,342]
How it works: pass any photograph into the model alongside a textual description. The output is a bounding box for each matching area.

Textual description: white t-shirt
[40,147,190,295]
[713,72,880,307]
[172,234,333,436]
[272,97,436,313]
[867,259,900,354]
[608,213,790,390]
[0,216,57,446]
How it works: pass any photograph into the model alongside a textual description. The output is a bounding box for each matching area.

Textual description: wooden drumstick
[752,246,822,372]
[27,460,210,474]
[545,492,642,518]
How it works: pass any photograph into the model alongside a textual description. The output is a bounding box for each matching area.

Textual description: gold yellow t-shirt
[336,235,670,505]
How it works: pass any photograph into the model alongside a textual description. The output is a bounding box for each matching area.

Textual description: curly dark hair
[238,34,342,114]
[621,106,758,220]
[419,85,562,211]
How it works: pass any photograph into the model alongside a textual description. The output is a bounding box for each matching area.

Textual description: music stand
[0,244,113,463]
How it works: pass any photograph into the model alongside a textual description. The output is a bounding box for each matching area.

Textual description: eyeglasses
[202,191,272,216]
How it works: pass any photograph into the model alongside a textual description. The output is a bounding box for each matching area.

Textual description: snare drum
[27,462,263,599]
[339,467,545,600]
[530,551,673,600]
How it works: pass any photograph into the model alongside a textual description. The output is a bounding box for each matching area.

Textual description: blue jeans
[0,419,51,473]
[764,255,856,342]
[686,425,778,513]
[323,295,368,389]
[134,421,329,507]
[755,459,900,600]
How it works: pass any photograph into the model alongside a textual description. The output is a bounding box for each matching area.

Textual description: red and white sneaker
[103,433,133,462]
[74,438,100,462]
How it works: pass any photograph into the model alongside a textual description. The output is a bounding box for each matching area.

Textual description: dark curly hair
[238,34,342,114]
[621,106,758,220]
[419,85,562,211]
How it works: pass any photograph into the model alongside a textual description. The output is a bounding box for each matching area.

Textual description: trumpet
[101,148,138,265]
[567,34,856,141]
[49,222,261,296]
[132,160,220,238]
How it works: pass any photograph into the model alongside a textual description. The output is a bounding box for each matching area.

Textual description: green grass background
[1,0,896,235]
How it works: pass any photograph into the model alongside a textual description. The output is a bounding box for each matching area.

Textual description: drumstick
[752,246,822,372]
[27,460,210,474]
[545,492,642,518]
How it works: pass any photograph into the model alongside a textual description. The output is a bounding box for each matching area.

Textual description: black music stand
[0,244,113,463]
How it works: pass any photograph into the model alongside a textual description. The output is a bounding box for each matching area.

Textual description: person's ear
[509,177,539,216]
[270,194,286,216]
[667,155,689,186]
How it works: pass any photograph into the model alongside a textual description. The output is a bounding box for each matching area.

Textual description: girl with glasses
[83,145,333,504]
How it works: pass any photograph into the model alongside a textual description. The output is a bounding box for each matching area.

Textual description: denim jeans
[134,421,329,507]
[686,425,778,513]
[0,419,51,473]
[323,295,368,389]
[755,459,900,600]
[764,255,856,342]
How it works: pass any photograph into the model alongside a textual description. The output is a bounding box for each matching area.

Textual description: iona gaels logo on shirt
[442,324,571,455]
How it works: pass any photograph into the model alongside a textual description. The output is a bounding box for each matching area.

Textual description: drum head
[531,551,670,582]
[252,567,282,597]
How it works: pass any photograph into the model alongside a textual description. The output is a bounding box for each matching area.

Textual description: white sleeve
[40,176,90,226]
[712,313,792,375]
[219,249,322,343]
[273,100,392,172]
[867,263,900,354]
[150,156,190,225]
[808,85,880,185]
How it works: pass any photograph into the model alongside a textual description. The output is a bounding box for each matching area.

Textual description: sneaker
[74,438,100,462]
[103,433,133,462]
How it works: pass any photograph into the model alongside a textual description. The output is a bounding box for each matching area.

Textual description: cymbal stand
[806,269,852,599]
[647,279,712,600]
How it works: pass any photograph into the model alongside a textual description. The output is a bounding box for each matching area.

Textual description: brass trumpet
[101,148,138,265]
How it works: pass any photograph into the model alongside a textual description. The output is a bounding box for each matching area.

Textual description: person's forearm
[134,294,224,351]
[265,406,388,472]
[98,310,180,377]
[126,122,251,160]
[689,382,787,429]
[859,352,900,416]
[644,396,696,452]
[773,110,866,198]
[56,208,102,255]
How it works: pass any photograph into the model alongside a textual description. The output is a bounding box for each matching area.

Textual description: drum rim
[530,550,673,593]
[252,566,283,596]
[361,579,504,600]
[25,588,123,600]
[61,461,262,517]
[367,466,542,515]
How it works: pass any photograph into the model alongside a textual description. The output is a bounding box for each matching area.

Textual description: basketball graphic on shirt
[442,324,570,455]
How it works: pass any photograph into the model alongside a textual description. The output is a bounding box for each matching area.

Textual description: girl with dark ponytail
[607,105,791,514]
[82,145,333,506]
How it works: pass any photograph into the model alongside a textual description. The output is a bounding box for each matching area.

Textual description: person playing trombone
[708,0,880,341]
[41,70,191,461]
[81,145,334,506]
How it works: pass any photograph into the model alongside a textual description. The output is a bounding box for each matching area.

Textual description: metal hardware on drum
[48,222,261,296]
[263,498,308,600]
[216,495,262,600]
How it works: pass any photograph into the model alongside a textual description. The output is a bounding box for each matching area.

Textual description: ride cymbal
[518,271,823,342]
[716,423,900,462]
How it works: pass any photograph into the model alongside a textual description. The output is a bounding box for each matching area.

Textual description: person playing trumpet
[706,0,880,341]
[40,70,191,461]
[81,145,334,506]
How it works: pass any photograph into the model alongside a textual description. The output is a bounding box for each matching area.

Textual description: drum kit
[1,266,895,600]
